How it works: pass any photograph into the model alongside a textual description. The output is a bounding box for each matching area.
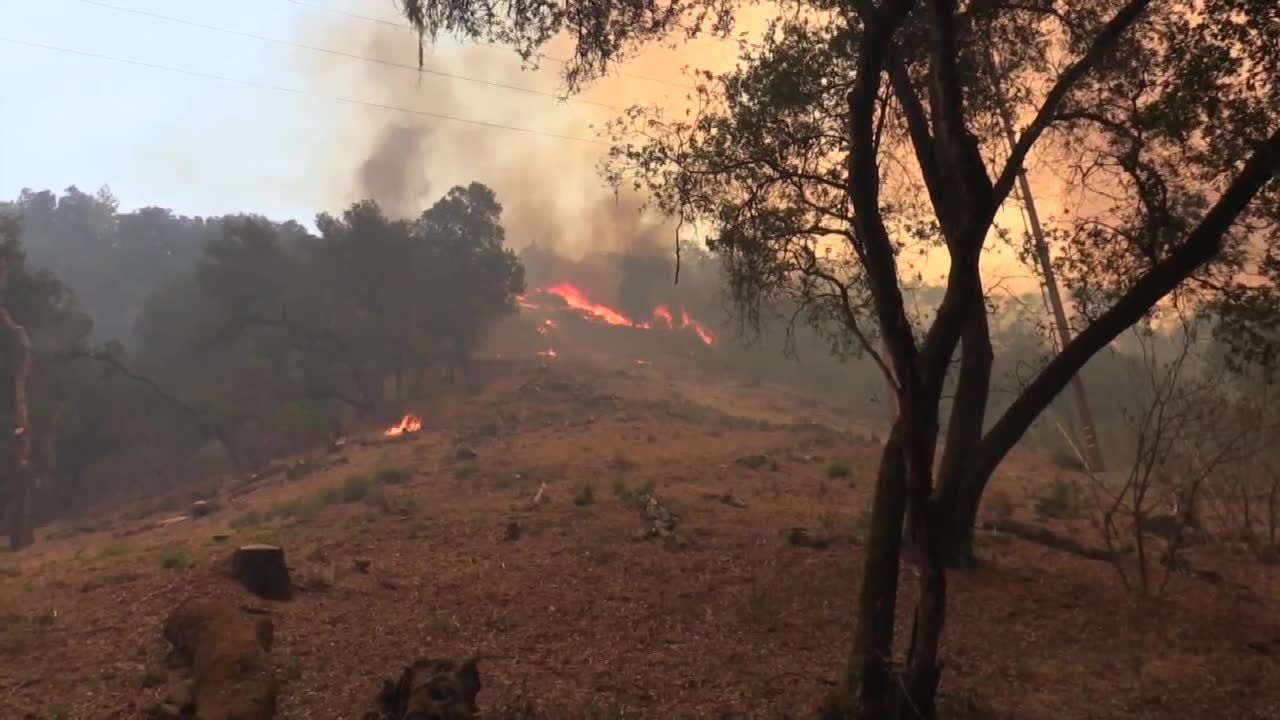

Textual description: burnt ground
[2,354,1279,719]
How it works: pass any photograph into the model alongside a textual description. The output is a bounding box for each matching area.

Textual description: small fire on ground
[384,414,423,437]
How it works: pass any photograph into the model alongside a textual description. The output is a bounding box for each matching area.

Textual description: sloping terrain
[2,354,1278,719]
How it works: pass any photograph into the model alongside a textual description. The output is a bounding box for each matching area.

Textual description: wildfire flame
[680,308,716,346]
[384,414,422,437]
[652,305,674,329]
[544,283,634,326]
[523,282,716,346]
[538,348,558,358]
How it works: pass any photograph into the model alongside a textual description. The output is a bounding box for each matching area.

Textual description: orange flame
[384,414,423,437]
[544,283,635,326]
[533,282,715,346]
[652,305,674,329]
[679,308,716,346]
[538,348,559,358]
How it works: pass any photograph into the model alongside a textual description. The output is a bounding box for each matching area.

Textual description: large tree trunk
[935,299,993,569]
[827,421,907,718]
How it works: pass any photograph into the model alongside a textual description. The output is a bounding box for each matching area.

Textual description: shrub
[573,483,596,507]
[826,461,852,479]
[455,463,479,479]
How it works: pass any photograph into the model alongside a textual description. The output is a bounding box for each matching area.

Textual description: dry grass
[2,355,1278,719]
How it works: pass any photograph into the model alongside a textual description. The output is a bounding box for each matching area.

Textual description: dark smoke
[358,123,434,219]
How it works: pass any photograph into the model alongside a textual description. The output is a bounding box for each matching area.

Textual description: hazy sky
[0,0,1048,293]
[0,0,740,239]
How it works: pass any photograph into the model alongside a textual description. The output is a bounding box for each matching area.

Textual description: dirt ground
[2,353,1279,719]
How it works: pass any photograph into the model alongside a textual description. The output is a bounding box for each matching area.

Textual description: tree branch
[975,127,1280,482]
[990,0,1153,214]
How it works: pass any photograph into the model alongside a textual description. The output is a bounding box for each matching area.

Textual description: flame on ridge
[524,282,716,346]
[384,414,423,437]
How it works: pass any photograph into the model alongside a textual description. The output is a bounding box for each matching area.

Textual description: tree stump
[163,598,277,720]
[231,545,293,601]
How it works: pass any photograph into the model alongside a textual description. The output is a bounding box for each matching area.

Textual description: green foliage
[455,463,479,479]
[0,180,525,518]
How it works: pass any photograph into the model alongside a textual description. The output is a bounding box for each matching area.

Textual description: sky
[0,0,742,242]
[0,0,1050,294]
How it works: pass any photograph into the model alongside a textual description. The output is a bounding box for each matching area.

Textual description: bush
[455,463,479,479]
[573,483,596,507]
[826,461,852,479]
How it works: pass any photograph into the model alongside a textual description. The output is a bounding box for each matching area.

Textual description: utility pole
[989,51,1106,472]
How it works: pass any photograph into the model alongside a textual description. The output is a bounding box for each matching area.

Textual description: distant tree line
[0,183,523,528]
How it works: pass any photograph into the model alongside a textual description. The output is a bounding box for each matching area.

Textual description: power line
[282,0,699,91]
[72,0,625,111]
[0,36,607,145]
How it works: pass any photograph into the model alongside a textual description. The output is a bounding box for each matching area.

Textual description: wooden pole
[988,51,1107,473]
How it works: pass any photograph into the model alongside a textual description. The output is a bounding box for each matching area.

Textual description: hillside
[2,352,1279,719]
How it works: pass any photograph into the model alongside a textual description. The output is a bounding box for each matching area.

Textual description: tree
[0,213,86,549]
[400,0,1277,716]
[415,183,525,390]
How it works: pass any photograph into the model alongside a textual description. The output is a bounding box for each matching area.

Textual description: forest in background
[0,184,1263,527]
